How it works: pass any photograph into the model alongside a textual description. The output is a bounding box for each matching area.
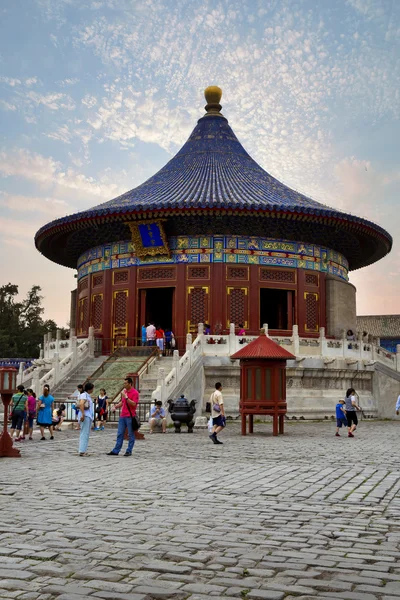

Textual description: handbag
[213,403,221,413]
[210,391,220,413]
[125,395,141,431]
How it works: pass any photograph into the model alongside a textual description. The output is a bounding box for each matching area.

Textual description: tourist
[146,322,156,346]
[164,328,175,355]
[37,386,55,440]
[237,324,246,336]
[94,388,108,431]
[345,388,361,438]
[107,376,139,457]
[346,329,355,341]
[209,382,225,445]
[77,382,95,456]
[141,324,147,346]
[149,400,167,433]
[204,323,211,335]
[72,384,84,430]
[155,325,165,356]
[395,393,400,416]
[26,388,36,440]
[52,404,66,431]
[9,385,28,442]
[335,398,347,437]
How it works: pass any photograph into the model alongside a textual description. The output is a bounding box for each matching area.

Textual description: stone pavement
[0,420,400,599]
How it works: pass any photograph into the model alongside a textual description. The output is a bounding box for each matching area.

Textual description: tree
[0,283,64,358]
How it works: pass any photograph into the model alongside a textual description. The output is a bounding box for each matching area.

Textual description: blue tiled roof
[35,109,392,270]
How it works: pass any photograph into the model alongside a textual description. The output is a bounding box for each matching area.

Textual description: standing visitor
[335,398,347,437]
[146,322,156,346]
[164,328,175,355]
[94,388,108,431]
[209,382,226,445]
[237,324,246,336]
[37,386,55,440]
[204,323,211,335]
[345,388,361,438]
[155,325,165,356]
[141,324,147,346]
[107,377,139,457]
[26,389,36,440]
[9,385,27,442]
[77,382,94,456]
[395,393,400,415]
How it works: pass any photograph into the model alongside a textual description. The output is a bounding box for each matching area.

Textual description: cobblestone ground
[1,420,400,600]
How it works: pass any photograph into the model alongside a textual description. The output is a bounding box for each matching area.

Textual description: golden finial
[204,85,222,115]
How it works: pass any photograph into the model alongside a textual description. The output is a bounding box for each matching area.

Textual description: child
[94,389,108,431]
[335,399,347,436]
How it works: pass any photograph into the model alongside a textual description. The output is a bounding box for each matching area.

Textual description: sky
[0,0,399,326]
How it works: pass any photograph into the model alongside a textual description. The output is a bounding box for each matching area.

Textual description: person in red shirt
[155,325,165,356]
[106,377,139,457]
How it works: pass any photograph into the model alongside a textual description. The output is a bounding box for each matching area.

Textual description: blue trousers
[112,416,135,454]
[79,416,92,453]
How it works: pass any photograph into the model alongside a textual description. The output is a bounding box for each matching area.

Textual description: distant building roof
[231,334,296,360]
[357,315,400,338]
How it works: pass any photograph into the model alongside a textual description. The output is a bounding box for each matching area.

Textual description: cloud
[0,148,123,200]
[26,91,76,111]
[0,100,17,111]
[0,192,69,217]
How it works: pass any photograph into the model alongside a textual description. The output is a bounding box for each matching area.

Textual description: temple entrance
[139,288,174,333]
[260,288,292,330]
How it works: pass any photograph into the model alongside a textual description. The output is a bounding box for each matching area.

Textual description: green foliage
[0,283,63,358]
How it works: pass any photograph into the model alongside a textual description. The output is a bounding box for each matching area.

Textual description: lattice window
[260,269,295,283]
[93,274,103,287]
[305,293,319,332]
[138,268,175,281]
[114,292,128,328]
[227,267,248,280]
[229,288,246,326]
[188,267,208,279]
[305,273,318,286]
[79,297,89,334]
[92,294,103,330]
[190,288,207,325]
[78,277,88,293]
[114,270,129,283]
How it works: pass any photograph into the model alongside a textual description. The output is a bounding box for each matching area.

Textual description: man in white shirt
[146,322,156,346]
[209,382,225,445]
[395,395,400,415]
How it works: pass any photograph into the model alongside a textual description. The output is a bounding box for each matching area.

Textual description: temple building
[35,87,392,352]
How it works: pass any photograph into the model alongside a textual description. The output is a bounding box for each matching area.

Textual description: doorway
[260,288,291,330]
[139,288,174,331]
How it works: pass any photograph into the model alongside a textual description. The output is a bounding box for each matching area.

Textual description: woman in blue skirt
[37,386,55,440]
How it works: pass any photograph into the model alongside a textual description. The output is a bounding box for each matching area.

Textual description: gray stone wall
[373,368,400,418]
[326,275,356,338]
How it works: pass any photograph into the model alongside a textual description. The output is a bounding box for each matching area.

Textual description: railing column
[173,349,180,381]
[56,329,62,355]
[17,362,25,386]
[88,326,95,358]
[53,352,60,386]
[186,333,193,365]
[157,367,165,403]
[229,322,236,354]
[32,369,40,395]
[71,336,78,368]
[263,323,269,337]
[292,324,300,356]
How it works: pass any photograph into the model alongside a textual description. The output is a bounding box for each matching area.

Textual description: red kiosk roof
[231,335,296,361]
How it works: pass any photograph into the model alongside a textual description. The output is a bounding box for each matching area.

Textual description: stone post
[319,327,326,358]
[18,362,25,386]
[173,349,180,381]
[71,335,78,368]
[263,323,269,337]
[186,333,193,365]
[56,328,62,355]
[88,326,95,358]
[53,352,60,386]
[229,322,236,354]
[157,367,165,403]
[292,324,300,356]
[32,368,40,395]
[43,334,48,359]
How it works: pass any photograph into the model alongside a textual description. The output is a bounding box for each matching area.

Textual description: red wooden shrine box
[231,334,295,436]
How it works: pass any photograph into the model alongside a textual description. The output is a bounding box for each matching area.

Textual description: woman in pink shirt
[26,389,37,441]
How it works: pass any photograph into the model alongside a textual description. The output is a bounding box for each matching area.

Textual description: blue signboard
[138,223,163,248]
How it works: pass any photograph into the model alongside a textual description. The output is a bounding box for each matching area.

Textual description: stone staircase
[51,355,107,404]
[139,355,175,403]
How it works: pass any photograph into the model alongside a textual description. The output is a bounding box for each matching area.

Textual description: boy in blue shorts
[335,399,347,436]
